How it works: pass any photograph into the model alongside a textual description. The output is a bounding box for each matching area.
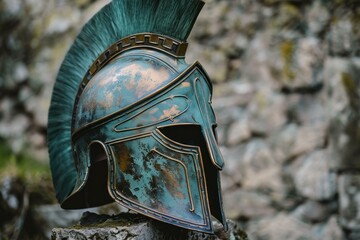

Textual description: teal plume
[48,0,204,203]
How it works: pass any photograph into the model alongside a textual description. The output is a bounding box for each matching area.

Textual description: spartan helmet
[48,0,227,233]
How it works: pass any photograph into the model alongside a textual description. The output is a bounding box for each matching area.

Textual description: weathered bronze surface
[66,46,227,233]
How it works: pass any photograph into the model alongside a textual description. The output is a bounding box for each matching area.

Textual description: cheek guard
[108,129,211,231]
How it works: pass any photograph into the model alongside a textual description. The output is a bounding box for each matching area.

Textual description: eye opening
[157,124,202,147]
[86,141,113,206]
[212,124,218,142]
[89,141,107,164]
[72,148,79,171]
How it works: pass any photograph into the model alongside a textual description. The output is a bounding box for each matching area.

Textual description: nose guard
[193,76,225,170]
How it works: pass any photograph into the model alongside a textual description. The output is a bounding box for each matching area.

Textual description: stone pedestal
[51,212,247,240]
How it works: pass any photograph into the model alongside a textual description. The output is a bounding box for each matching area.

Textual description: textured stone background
[0,0,360,239]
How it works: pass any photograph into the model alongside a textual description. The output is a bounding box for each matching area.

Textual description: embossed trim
[90,33,187,77]
[112,95,190,132]
[154,126,200,152]
[150,148,195,212]
[193,77,223,170]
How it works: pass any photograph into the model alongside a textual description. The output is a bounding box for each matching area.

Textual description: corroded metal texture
[67,46,226,233]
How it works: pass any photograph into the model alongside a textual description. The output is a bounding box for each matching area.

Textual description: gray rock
[243,165,286,203]
[13,62,28,83]
[292,200,334,223]
[75,0,96,8]
[328,17,356,56]
[286,94,328,126]
[227,114,251,146]
[271,3,302,30]
[220,172,236,193]
[34,203,126,238]
[220,144,246,190]
[239,138,276,172]
[312,216,344,240]
[248,213,315,240]
[244,33,325,90]
[293,150,337,201]
[22,0,49,17]
[1,59,24,90]
[51,212,248,240]
[241,31,281,89]
[223,189,275,219]
[346,231,360,240]
[27,130,46,148]
[328,59,360,170]
[213,101,252,147]
[0,97,15,120]
[284,37,324,89]
[212,81,255,109]
[24,94,49,127]
[226,1,265,40]
[288,124,327,158]
[221,139,287,201]
[324,57,352,119]
[43,7,81,36]
[213,106,244,128]
[0,177,28,240]
[338,173,360,230]
[0,0,23,18]
[216,126,227,146]
[35,204,93,238]
[220,146,246,187]
[248,90,287,135]
[189,0,228,39]
[269,124,298,163]
[270,123,327,163]
[187,44,228,83]
[0,114,30,152]
[19,86,34,104]
[25,146,48,163]
[306,1,330,35]
[329,111,360,171]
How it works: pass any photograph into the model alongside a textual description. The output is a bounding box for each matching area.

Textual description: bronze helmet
[48,0,227,233]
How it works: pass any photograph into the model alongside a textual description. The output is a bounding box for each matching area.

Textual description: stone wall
[1,0,359,239]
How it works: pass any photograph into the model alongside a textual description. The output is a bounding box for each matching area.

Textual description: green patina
[71,214,147,229]
[280,40,296,82]
[342,72,359,108]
